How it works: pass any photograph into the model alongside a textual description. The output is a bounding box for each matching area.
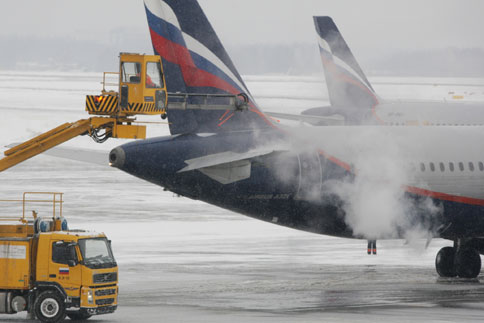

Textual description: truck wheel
[34,290,66,323]
[67,310,92,321]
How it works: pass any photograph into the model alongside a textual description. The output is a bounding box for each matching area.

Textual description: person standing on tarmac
[367,240,377,255]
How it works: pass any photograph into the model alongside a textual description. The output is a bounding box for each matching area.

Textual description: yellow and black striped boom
[86,95,118,115]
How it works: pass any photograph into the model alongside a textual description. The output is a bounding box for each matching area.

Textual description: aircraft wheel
[455,247,481,278]
[435,246,456,277]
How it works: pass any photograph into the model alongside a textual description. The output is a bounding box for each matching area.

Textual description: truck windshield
[78,238,116,269]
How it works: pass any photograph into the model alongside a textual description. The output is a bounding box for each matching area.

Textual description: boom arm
[0,117,120,172]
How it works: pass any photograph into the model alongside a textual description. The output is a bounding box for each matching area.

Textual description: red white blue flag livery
[59,267,69,275]
[143,0,275,134]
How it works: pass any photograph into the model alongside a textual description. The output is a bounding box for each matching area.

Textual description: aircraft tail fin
[144,0,275,134]
[314,16,379,110]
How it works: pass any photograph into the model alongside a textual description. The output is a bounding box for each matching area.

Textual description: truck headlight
[87,290,94,304]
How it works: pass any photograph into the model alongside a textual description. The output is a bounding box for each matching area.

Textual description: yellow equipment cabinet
[0,240,31,290]
[0,193,118,322]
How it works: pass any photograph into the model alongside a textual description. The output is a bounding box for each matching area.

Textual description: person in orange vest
[146,74,156,88]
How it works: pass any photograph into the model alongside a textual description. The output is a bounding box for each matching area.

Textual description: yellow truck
[0,192,118,322]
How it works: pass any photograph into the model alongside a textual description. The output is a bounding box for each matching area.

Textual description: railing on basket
[0,192,63,223]
[102,72,120,94]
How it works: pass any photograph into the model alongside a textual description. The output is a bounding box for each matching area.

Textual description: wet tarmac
[4,260,484,322]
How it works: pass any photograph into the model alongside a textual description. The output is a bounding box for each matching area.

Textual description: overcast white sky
[1,0,483,59]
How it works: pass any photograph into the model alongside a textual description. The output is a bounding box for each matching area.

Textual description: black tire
[67,310,92,321]
[455,247,481,278]
[435,246,456,277]
[34,290,66,323]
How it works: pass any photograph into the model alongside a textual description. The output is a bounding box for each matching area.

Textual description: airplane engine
[259,150,325,202]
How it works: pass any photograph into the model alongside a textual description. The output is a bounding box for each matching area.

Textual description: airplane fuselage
[375,101,484,126]
[111,125,484,241]
[302,101,484,126]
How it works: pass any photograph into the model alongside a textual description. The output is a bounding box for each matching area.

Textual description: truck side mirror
[67,259,77,267]
[67,245,78,266]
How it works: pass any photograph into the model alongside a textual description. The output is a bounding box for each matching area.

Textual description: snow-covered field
[1,72,484,322]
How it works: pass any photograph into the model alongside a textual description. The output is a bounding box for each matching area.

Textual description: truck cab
[35,231,118,319]
[0,192,118,322]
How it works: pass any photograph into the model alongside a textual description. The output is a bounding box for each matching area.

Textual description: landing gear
[435,246,456,277]
[455,247,481,278]
[435,241,482,279]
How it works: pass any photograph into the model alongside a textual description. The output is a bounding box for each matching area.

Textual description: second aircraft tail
[314,16,379,110]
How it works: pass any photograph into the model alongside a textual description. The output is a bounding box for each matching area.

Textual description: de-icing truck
[0,192,118,322]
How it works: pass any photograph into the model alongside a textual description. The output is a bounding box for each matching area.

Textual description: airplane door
[295,151,323,201]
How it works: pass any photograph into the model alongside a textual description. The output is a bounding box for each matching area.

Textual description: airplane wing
[265,111,344,125]
[5,143,109,166]
[43,147,109,166]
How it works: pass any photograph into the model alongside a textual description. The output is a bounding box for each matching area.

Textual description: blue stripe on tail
[144,0,275,134]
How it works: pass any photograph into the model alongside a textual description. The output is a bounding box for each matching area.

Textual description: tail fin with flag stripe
[314,16,379,110]
[144,0,275,134]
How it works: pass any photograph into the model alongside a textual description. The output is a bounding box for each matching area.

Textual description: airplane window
[420,163,425,172]
[469,162,475,172]
[449,162,454,172]
[439,162,445,172]
[479,162,484,171]
[459,162,464,171]
[429,162,435,172]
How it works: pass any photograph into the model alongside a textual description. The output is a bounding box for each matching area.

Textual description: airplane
[108,0,484,279]
[293,16,484,126]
